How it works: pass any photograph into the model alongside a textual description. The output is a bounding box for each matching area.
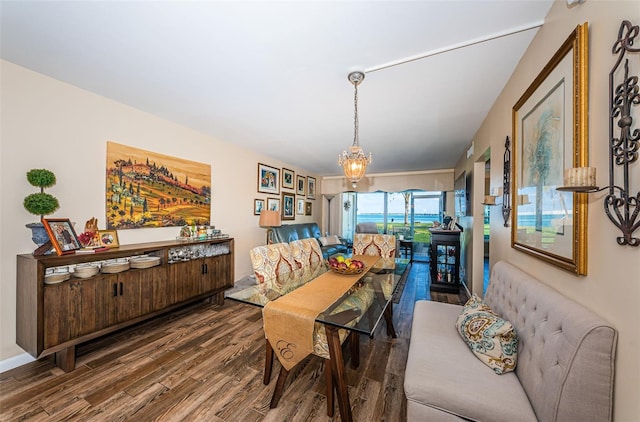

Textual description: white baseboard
[0,353,35,374]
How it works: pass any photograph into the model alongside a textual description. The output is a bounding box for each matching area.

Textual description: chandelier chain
[353,82,359,147]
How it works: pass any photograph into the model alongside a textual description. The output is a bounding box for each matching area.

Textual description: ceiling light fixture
[338,71,371,188]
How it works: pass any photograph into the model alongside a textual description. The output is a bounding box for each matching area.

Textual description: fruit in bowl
[327,255,366,274]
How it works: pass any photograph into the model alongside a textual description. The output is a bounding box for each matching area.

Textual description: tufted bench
[404,260,617,421]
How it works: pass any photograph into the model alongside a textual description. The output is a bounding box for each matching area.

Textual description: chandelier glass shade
[338,71,371,188]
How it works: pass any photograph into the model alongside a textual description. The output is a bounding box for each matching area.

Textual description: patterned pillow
[456,300,518,375]
[463,294,497,314]
[318,235,341,246]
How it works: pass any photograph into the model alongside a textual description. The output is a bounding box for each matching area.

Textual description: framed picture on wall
[257,163,280,194]
[282,192,295,220]
[296,197,305,215]
[267,197,280,212]
[511,23,588,275]
[296,175,306,196]
[305,201,312,216]
[282,168,295,190]
[254,198,265,215]
[307,176,316,199]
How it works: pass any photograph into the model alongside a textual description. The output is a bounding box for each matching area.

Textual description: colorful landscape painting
[106,141,211,229]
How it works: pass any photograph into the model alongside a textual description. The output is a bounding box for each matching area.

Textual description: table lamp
[259,210,281,244]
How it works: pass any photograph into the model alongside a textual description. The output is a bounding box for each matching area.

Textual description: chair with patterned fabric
[249,240,357,416]
[289,238,327,284]
[353,233,397,258]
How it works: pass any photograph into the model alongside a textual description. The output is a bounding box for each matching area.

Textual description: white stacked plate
[73,264,100,278]
[130,256,161,269]
[101,261,130,274]
[44,272,71,284]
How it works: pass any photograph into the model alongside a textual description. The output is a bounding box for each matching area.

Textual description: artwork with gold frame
[307,176,316,199]
[296,197,305,215]
[296,175,305,196]
[97,229,119,248]
[282,168,295,190]
[511,23,589,275]
[281,192,295,220]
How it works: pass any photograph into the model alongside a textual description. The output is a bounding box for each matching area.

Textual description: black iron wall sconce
[502,136,512,227]
[557,20,639,246]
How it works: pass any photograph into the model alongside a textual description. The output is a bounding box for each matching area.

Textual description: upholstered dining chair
[355,222,379,234]
[353,233,397,258]
[249,240,359,417]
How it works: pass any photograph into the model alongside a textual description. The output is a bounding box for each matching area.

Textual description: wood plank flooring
[0,262,465,421]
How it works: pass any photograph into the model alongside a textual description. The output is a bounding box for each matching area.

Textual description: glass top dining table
[225,256,410,422]
[225,257,410,336]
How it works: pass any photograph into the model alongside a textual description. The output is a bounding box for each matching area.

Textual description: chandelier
[338,71,372,188]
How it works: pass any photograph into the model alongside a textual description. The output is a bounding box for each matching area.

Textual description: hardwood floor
[0,262,464,421]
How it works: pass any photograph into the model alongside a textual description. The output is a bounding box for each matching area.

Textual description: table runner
[262,255,380,371]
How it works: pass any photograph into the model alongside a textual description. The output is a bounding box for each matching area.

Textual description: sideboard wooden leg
[55,346,76,372]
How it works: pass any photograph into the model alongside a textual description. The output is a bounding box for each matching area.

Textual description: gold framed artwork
[267,197,280,212]
[258,163,280,194]
[97,230,119,248]
[296,175,306,196]
[511,23,589,275]
[305,201,312,216]
[106,141,211,229]
[307,176,316,199]
[282,192,295,220]
[282,168,295,190]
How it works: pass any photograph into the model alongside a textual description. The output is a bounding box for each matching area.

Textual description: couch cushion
[405,300,536,422]
[455,302,518,375]
[318,235,341,246]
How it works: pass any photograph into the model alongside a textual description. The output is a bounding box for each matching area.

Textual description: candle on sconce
[484,195,496,205]
[564,167,596,187]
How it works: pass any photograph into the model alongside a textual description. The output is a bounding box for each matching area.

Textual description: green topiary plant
[24,169,60,218]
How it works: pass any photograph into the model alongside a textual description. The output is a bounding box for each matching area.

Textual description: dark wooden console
[16,238,234,371]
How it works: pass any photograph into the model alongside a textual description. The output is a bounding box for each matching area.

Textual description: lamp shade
[259,210,281,228]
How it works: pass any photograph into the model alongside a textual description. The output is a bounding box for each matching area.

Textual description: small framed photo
[296,197,305,215]
[296,175,306,196]
[307,176,316,199]
[257,163,280,194]
[305,201,313,216]
[281,192,295,220]
[282,168,295,190]
[267,197,280,212]
[42,218,81,255]
[97,230,119,248]
[254,198,265,215]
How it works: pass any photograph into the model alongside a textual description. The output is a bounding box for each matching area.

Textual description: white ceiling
[0,0,554,177]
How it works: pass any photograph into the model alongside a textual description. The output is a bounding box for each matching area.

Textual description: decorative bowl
[329,266,367,275]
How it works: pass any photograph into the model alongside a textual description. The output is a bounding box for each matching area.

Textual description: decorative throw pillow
[456,301,518,375]
[318,235,341,246]
[463,294,497,314]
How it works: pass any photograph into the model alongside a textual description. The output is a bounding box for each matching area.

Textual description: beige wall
[457,1,639,420]
[0,60,322,365]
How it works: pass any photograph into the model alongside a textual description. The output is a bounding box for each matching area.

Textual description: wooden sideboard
[16,238,234,371]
